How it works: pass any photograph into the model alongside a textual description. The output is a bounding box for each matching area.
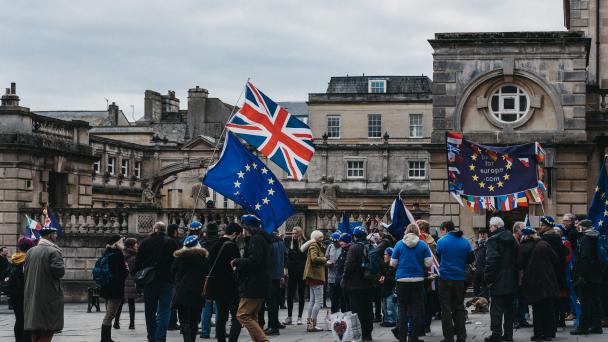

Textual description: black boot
[101,324,114,342]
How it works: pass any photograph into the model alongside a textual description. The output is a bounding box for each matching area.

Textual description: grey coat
[24,238,65,332]
[325,243,342,284]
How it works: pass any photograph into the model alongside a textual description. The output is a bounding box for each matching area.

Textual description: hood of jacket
[585,229,600,238]
[173,246,208,258]
[300,239,318,252]
[403,233,420,248]
[489,228,516,245]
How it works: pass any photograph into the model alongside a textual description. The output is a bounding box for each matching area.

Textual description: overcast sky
[1,1,565,119]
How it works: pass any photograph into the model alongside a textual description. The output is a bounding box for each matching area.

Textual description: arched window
[489,85,529,123]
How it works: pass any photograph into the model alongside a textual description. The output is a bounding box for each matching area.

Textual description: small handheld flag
[385,191,416,240]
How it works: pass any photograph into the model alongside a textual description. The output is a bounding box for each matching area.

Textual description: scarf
[10,251,26,266]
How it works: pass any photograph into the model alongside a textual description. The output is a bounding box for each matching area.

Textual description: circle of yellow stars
[233,162,276,212]
[469,150,512,193]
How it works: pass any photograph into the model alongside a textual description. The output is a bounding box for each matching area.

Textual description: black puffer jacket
[234,229,272,299]
[171,247,209,309]
[206,237,241,301]
[484,228,517,296]
[100,247,128,299]
[284,236,306,275]
[134,233,180,283]
[343,241,373,292]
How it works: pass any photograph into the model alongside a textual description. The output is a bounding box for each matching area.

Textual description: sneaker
[264,328,280,336]
[296,318,303,325]
[282,317,292,325]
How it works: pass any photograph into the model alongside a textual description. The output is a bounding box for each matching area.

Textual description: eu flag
[588,162,608,235]
[203,132,295,233]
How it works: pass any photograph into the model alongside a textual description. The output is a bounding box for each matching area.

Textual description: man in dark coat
[571,219,604,335]
[343,226,374,341]
[517,228,560,341]
[474,228,489,299]
[200,221,221,338]
[208,222,243,342]
[561,213,580,256]
[232,215,272,342]
[134,222,180,342]
[538,216,569,291]
[484,217,518,342]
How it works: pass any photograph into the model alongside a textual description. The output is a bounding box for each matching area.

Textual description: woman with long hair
[113,237,139,330]
[283,226,307,325]
[99,235,128,342]
[301,230,327,332]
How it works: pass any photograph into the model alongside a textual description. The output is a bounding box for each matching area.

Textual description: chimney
[1,82,20,107]
[108,102,119,126]
[144,90,162,122]
[187,86,209,139]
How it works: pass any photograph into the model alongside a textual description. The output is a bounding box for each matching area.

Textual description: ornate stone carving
[317,176,338,209]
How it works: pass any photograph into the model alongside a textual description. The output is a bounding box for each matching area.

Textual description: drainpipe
[596,0,600,86]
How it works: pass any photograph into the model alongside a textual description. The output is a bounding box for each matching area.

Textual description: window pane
[502,85,517,93]
[519,96,527,111]
[327,116,340,138]
[491,96,499,111]
[503,98,515,110]
[368,114,381,138]
[502,114,517,122]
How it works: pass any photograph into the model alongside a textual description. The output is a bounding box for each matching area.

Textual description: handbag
[203,240,232,298]
[134,266,156,290]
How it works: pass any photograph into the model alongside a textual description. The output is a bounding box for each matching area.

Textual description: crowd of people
[1,212,607,342]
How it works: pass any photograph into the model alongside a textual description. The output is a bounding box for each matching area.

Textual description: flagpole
[190,79,250,220]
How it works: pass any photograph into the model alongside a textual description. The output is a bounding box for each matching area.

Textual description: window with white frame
[327,115,340,138]
[368,114,382,138]
[121,159,129,176]
[107,157,115,175]
[368,80,386,93]
[346,160,365,179]
[408,161,426,179]
[409,113,423,138]
[93,160,100,174]
[134,161,141,179]
[489,84,530,123]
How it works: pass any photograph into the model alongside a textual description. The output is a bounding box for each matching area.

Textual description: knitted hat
[521,227,536,236]
[353,226,367,238]
[385,247,394,257]
[554,224,566,234]
[339,233,352,244]
[241,214,261,228]
[183,235,200,248]
[330,232,341,242]
[540,216,555,227]
[189,220,203,231]
[107,234,123,245]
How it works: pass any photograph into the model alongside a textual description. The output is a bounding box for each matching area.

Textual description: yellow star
[234,191,240,195]
[261,167,268,174]
[604,210,608,216]
[237,171,245,178]
[503,174,510,180]
[605,199,608,205]
[602,192,606,199]
[252,162,258,169]
[479,181,486,188]
[469,164,476,171]
[472,175,479,181]
[245,164,251,171]
[233,180,241,188]
[596,186,600,192]
[505,163,512,170]
[267,188,275,196]
[471,155,478,161]
[262,197,270,205]
[255,203,261,210]
[497,181,504,187]
[488,185,495,192]
[268,178,275,185]
[599,220,604,226]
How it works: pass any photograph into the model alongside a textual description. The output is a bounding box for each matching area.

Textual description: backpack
[92,252,114,287]
[361,243,382,281]
[598,234,608,265]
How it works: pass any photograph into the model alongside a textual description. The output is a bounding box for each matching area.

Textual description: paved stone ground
[0,303,604,341]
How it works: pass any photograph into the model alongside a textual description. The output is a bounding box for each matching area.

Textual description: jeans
[329,283,343,313]
[532,298,556,338]
[102,298,122,326]
[200,300,218,337]
[438,279,466,341]
[216,296,242,342]
[489,294,514,339]
[286,269,305,318]
[307,284,324,320]
[396,281,425,342]
[349,288,374,340]
[144,281,174,342]
[237,298,268,342]
[513,293,529,323]
[178,306,202,342]
[382,293,397,325]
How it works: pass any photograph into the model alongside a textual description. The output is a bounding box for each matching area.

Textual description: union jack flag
[226,82,315,180]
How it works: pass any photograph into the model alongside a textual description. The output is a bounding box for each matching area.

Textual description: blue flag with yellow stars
[588,161,608,234]
[203,132,294,233]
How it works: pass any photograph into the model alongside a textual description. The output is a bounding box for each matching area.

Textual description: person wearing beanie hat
[326,231,344,314]
[97,234,127,342]
[540,216,556,228]
[7,237,35,342]
[171,232,209,342]
[379,246,397,327]
[232,213,273,342]
[189,220,203,233]
[339,233,352,244]
[571,218,603,335]
[517,225,561,341]
[343,225,375,341]
[537,215,569,317]
[23,221,65,342]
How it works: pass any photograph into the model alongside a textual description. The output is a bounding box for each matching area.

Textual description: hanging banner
[446,131,545,212]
